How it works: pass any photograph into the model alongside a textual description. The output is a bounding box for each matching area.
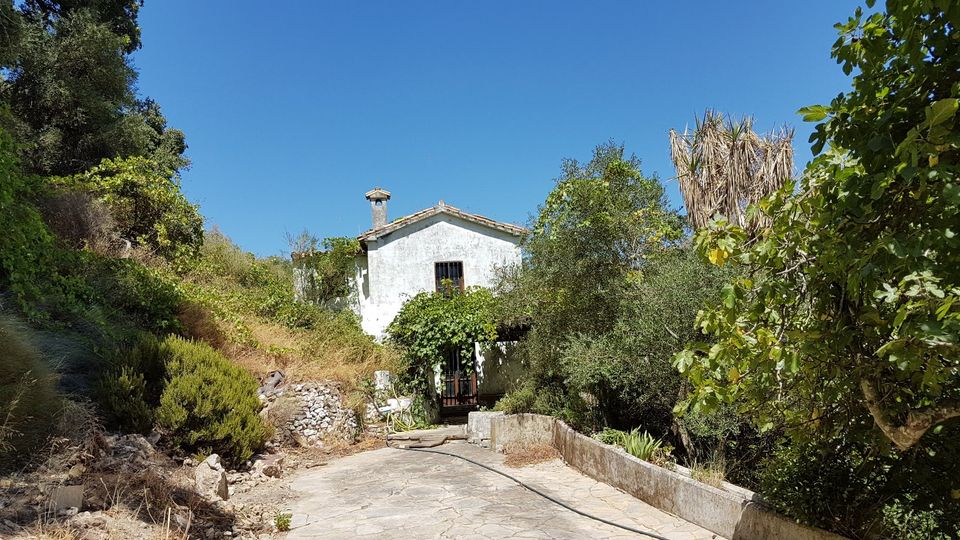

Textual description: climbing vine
[386,287,499,393]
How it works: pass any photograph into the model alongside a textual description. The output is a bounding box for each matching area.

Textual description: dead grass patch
[282,436,386,469]
[225,316,400,393]
[689,460,726,488]
[503,443,560,468]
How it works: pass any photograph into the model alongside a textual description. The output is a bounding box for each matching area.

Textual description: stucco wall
[354,213,522,339]
[476,341,525,396]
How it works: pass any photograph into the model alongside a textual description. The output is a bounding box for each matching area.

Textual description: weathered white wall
[476,341,525,396]
[353,213,521,340]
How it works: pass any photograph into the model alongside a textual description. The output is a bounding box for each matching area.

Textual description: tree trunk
[860,378,960,451]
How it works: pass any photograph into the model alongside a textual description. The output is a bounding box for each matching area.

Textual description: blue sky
[134,1,860,257]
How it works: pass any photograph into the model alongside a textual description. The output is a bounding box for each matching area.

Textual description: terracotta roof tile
[357,202,527,242]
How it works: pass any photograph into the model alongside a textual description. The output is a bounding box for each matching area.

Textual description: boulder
[252,454,285,478]
[195,455,229,500]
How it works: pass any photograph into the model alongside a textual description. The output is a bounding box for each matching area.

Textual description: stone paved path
[284,441,721,539]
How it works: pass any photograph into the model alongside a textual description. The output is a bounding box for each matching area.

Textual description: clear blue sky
[134,1,860,257]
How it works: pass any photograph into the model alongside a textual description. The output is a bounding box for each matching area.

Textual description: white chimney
[365,187,391,229]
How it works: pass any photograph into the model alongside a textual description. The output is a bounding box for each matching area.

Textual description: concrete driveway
[284,441,719,539]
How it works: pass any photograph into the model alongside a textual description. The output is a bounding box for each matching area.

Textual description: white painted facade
[354,210,522,340]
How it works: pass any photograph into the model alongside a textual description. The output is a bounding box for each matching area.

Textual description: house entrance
[440,347,477,407]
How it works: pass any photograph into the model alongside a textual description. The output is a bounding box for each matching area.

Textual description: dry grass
[0,318,64,472]
[228,315,400,392]
[38,189,118,256]
[670,110,794,233]
[176,301,226,350]
[688,455,727,488]
[503,443,560,468]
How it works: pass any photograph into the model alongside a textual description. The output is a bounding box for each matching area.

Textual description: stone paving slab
[283,441,722,539]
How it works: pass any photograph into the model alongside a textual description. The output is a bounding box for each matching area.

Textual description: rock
[59,506,80,517]
[67,463,86,480]
[49,484,84,512]
[195,459,230,501]
[252,454,285,478]
[173,511,191,529]
[205,454,224,471]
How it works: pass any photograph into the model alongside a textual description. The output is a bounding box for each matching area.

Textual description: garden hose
[387,443,672,540]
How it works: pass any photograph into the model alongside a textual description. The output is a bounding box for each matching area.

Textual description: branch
[860,378,960,451]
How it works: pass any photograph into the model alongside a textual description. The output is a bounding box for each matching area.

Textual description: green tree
[55,156,203,263]
[560,246,732,434]
[677,0,959,452]
[0,1,187,176]
[496,142,684,426]
[289,231,361,309]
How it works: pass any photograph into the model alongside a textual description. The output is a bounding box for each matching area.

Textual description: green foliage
[759,429,960,539]
[156,336,269,464]
[96,333,166,433]
[290,231,360,309]
[55,157,203,263]
[592,427,625,446]
[496,142,685,429]
[0,127,60,317]
[673,2,959,534]
[559,246,732,431]
[0,2,187,176]
[676,0,959,451]
[882,496,959,540]
[592,427,670,463]
[0,318,62,472]
[387,287,498,392]
[96,335,269,464]
[274,512,292,532]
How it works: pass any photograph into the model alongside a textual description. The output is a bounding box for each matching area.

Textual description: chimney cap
[365,187,391,201]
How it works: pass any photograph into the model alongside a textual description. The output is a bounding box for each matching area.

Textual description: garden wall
[488,414,844,540]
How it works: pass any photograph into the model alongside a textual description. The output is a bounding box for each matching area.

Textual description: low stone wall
[275,382,359,445]
[489,413,554,452]
[489,414,844,540]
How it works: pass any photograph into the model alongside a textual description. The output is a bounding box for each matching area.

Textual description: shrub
[274,512,292,532]
[156,337,268,464]
[0,319,62,472]
[82,256,183,333]
[882,496,959,540]
[620,429,665,462]
[759,438,885,535]
[54,156,204,264]
[38,188,118,254]
[759,430,960,539]
[96,334,166,433]
[591,427,671,464]
[0,128,61,318]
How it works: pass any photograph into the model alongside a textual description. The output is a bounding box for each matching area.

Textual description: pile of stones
[283,382,359,445]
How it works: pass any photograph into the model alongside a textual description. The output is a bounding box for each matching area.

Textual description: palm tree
[670,110,794,233]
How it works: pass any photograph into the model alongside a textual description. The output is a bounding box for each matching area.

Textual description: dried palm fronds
[670,110,794,233]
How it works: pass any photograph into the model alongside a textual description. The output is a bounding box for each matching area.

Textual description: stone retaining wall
[281,382,359,445]
[489,414,844,540]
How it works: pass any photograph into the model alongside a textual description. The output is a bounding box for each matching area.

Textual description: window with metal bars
[435,261,464,293]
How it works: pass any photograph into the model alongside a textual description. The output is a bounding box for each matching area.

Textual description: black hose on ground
[387,443,672,540]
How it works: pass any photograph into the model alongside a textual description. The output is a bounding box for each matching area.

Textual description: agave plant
[669,110,794,233]
[620,428,664,461]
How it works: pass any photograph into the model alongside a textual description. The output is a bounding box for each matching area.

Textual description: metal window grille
[435,261,464,293]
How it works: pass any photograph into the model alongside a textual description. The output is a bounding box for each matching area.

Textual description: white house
[297,187,527,411]
[354,187,525,339]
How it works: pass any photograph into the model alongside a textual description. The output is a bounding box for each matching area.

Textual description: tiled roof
[357,201,527,242]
